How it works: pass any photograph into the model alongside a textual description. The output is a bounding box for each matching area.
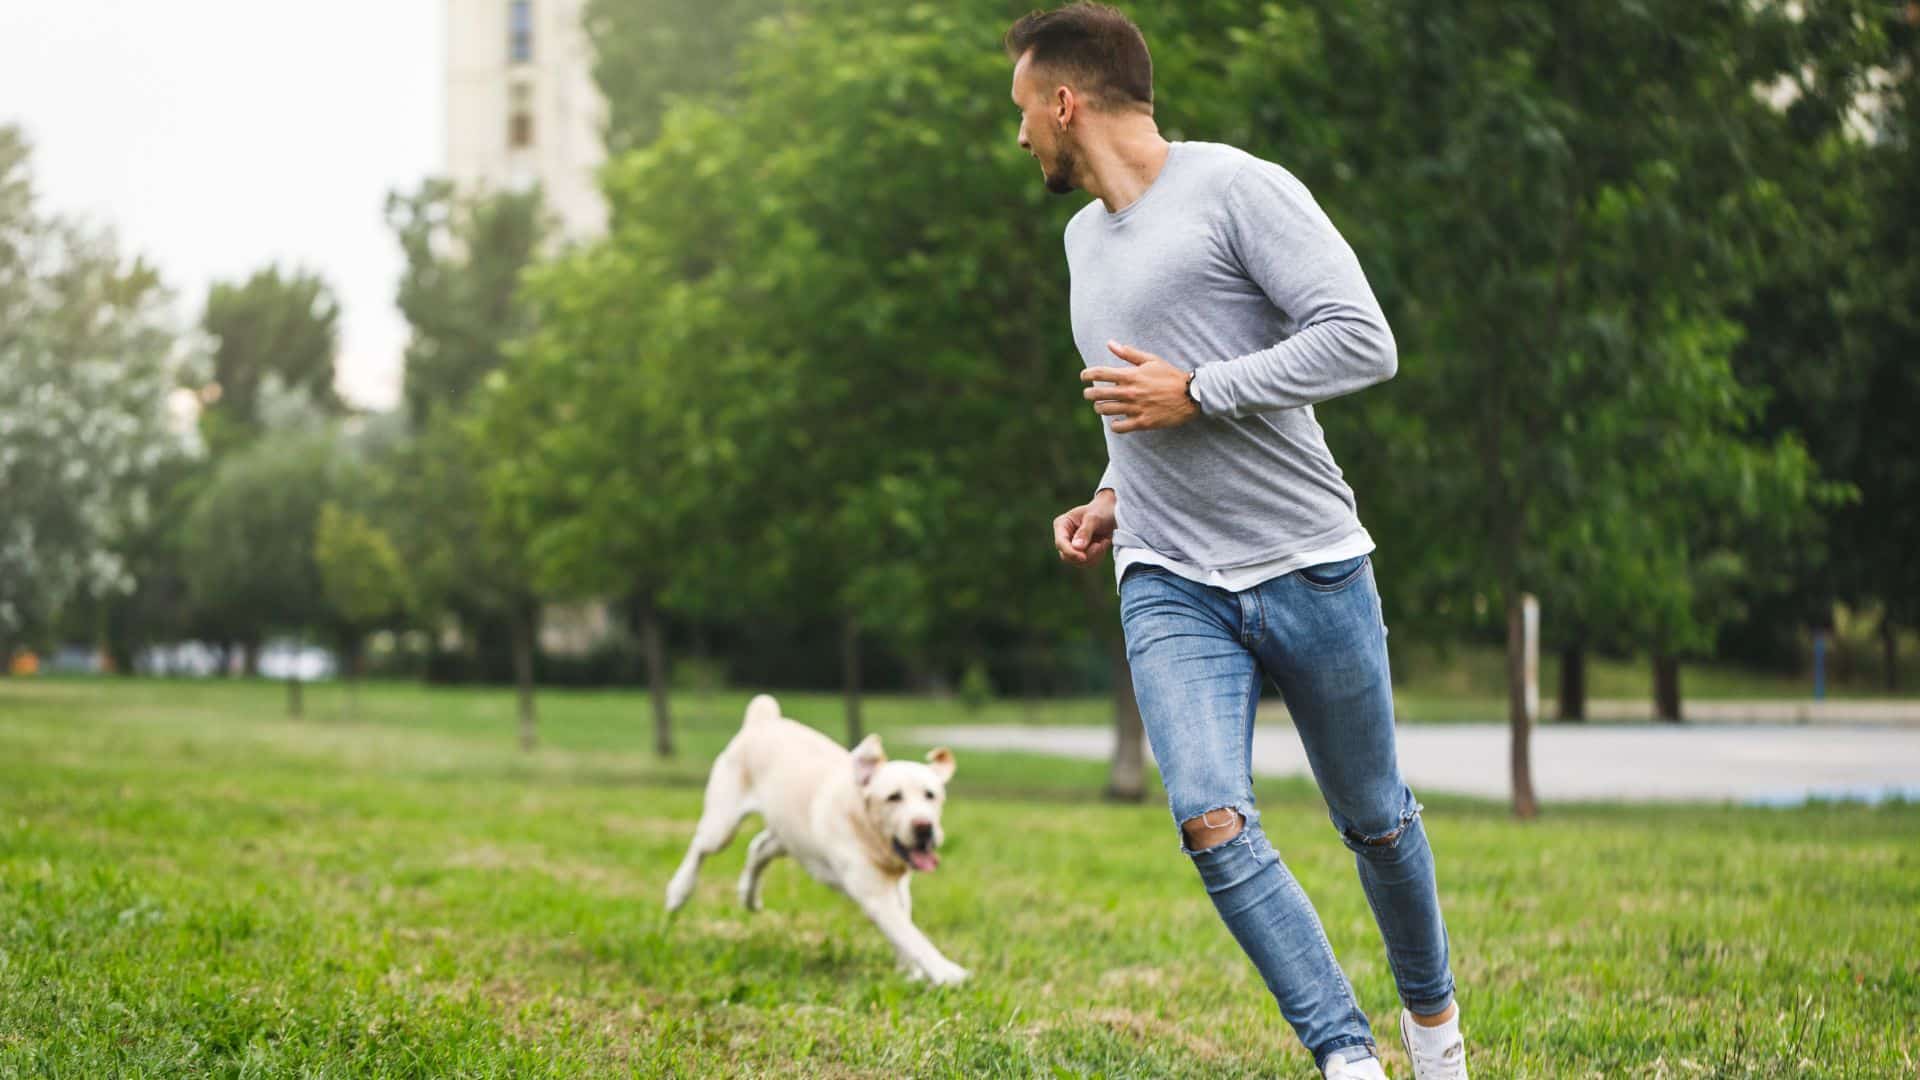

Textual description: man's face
[1011,51,1078,195]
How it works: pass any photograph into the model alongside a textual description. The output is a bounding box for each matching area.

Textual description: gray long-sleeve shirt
[1066,140,1397,574]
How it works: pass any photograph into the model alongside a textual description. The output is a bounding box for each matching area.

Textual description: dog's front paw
[665,869,696,914]
[920,960,970,987]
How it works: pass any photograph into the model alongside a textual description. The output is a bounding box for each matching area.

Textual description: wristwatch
[1184,369,1200,408]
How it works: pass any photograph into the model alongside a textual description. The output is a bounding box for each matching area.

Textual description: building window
[509,1,532,63]
[509,83,534,149]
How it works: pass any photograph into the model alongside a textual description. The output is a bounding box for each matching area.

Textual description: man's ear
[926,747,956,783]
[851,734,886,787]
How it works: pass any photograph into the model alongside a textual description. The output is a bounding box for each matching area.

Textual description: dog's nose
[912,820,934,843]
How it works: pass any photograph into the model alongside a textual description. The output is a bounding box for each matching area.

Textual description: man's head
[1005,3,1154,195]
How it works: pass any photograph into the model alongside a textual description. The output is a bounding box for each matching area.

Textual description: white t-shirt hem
[1113,527,1376,594]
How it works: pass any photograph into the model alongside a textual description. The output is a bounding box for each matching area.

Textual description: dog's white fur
[664,694,968,985]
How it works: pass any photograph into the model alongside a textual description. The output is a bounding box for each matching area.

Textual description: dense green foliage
[545,0,1917,686]
[198,265,344,457]
[6,2,1917,729]
[179,433,343,662]
[0,126,193,652]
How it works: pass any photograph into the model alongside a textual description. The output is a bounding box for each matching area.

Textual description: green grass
[2,678,1916,1077]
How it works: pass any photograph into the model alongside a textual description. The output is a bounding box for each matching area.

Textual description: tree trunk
[842,613,863,745]
[1557,644,1586,722]
[1653,653,1682,722]
[1105,632,1147,802]
[509,605,538,752]
[1506,594,1539,819]
[286,673,303,718]
[340,633,364,719]
[637,593,674,758]
[242,640,260,678]
[1882,619,1899,693]
[1080,572,1145,801]
[106,629,135,677]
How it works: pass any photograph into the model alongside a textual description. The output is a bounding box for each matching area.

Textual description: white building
[446,0,608,240]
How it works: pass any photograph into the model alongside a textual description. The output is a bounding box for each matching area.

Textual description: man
[1006,6,1468,1078]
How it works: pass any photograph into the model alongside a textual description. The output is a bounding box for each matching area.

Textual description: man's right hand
[1053,489,1117,567]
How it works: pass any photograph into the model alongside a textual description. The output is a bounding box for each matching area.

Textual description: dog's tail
[742,694,782,728]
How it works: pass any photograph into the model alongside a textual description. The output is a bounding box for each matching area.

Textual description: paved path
[1560,698,1920,725]
[918,722,1920,805]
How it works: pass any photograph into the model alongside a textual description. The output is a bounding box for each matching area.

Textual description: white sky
[0,0,444,411]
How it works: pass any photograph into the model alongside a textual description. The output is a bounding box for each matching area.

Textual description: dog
[664,694,968,985]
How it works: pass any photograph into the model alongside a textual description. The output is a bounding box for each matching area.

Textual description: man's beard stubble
[1045,140,1078,195]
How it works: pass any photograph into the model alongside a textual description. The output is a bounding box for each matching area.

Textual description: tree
[1198,0,1840,812]
[583,0,786,155]
[533,5,1130,779]
[386,182,550,747]
[0,125,194,659]
[1727,2,1920,691]
[314,501,410,712]
[1840,29,1920,687]
[381,414,547,747]
[387,181,544,427]
[97,454,205,675]
[476,234,709,759]
[198,265,343,457]
[180,433,340,714]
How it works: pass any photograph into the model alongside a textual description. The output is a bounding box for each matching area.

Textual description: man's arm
[1187,162,1398,419]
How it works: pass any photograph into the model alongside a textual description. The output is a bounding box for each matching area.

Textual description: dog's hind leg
[665,749,754,914]
[737,829,786,912]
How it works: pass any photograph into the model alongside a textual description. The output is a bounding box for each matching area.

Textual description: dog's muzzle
[893,835,940,873]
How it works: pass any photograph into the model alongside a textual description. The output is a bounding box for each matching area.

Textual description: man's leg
[1119,566,1377,1069]
[1258,556,1457,1019]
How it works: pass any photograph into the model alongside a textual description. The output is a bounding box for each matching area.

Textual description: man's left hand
[1081,341,1201,433]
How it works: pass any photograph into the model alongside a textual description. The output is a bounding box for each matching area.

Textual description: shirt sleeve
[1094,460,1116,498]
[1188,162,1398,419]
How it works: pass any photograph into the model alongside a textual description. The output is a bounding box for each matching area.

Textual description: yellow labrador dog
[664,694,967,985]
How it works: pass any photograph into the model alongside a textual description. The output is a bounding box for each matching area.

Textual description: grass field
[2,678,1915,1076]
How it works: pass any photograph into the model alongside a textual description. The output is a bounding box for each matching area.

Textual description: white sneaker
[1399,1008,1468,1079]
[1324,1049,1390,1079]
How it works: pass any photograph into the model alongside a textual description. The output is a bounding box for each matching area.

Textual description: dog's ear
[851,734,886,787]
[925,747,956,783]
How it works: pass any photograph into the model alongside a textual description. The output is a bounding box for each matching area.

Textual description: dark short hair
[1004,3,1153,113]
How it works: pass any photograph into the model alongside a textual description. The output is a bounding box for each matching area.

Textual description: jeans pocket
[1296,554,1369,591]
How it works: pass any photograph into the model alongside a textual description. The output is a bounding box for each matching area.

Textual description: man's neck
[1080,123,1172,214]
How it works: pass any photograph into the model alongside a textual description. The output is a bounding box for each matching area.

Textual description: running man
[1007,5,1467,1077]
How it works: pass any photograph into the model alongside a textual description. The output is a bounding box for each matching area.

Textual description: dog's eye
[925,790,936,800]
[886,792,903,802]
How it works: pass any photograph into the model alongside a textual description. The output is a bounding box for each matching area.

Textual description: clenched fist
[1053,488,1117,567]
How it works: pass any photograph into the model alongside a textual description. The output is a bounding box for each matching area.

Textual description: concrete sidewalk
[1548,698,1920,726]
[917,721,1920,805]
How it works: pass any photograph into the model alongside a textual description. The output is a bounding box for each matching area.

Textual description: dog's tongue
[908,849,939,873]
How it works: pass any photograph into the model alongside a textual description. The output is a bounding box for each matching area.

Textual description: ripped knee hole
[1181,808,1244,850]
[1349,824,1405,847]
[1345,806,1420,848]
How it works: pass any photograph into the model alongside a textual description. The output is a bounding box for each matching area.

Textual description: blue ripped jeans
[1119,555,1455,1069]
